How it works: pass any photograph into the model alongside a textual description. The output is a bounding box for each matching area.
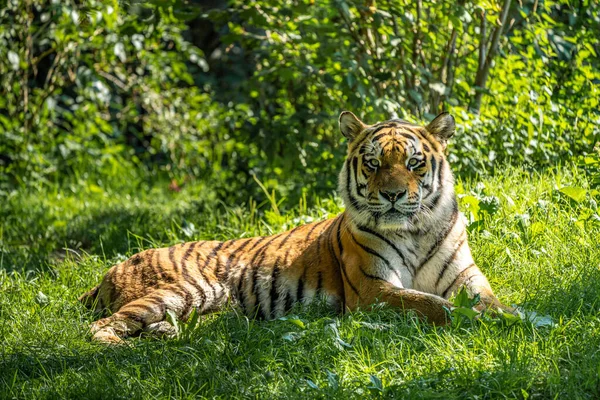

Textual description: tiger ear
[426,112,455,146]
[339,111,366,142]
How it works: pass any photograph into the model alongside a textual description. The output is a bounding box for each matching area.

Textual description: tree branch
[470,0,512,113]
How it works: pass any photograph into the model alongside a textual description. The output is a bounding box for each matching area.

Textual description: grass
[1,165,600,399]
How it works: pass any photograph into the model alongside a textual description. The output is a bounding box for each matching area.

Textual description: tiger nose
[380,189,405,203]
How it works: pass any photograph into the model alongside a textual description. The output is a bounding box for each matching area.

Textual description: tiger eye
[408,158,419,167]
[367,159,380,168]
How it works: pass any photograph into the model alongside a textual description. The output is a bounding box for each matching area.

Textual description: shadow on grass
[524,265,600,318]
[1,198,209,274]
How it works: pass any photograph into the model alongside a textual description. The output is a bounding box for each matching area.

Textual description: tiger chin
[80,111,513,344]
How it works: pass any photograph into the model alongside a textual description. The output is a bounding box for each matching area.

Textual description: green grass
[1,166,600,399]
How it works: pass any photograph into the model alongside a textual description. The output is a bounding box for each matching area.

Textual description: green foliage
[0,0,241,195]
[1,166,600,398]
[1,0,599,202]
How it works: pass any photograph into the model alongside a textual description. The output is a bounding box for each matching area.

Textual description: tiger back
[80,111,511,344]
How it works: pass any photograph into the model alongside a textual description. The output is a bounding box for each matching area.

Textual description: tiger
[80,111,512,344]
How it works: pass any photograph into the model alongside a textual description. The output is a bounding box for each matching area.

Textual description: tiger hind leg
[89,284,200,344]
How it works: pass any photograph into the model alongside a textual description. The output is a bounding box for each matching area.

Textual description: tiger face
[338,111,455,231]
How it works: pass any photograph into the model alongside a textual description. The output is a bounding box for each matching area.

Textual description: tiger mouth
[375,207,418,218]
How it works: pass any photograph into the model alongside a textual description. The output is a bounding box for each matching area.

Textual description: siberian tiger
[80,111,512,344]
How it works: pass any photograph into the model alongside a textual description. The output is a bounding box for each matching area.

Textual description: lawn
[1,165,599,399]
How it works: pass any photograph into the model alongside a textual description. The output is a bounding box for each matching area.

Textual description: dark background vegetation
[1,0,599,202]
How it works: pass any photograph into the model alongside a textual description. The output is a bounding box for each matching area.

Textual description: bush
[1,0,599,203]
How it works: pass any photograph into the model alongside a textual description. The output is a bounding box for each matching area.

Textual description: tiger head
[338,111,456,232]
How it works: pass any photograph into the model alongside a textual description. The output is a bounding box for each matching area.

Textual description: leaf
[335,337,353,349]
[186,307,200,329]
[452,307,479,321]
[452,286,478,308]
[408,90,423,104]
[453,286,470,307]
[558,186,587,203]
[430,82,446,95]
[114,42,126,63]
[523,310,556,328]
[326,370,339,390]
[460,195,481,222]
[498,310,522,326]
[35,291,49,306]
[286,318,305,329]
[8,51,19,70]
[181,220,196,238]
[282,332,301,342]
[479,196,500,216]
[305,379,319,389]
[368,375,383,392]
[165,309,180,337]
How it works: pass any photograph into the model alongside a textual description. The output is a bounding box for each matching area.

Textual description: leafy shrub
[1,0,599,203]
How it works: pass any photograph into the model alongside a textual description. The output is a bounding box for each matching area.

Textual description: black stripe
[372,132,390,142]
[358,264,386,281]
[278,225,303,250]
[283,290,294,313]
[369,124,393,138]
[347,124,392,153]
[214,239,236,278]
[168,246,179,275]
[442,263,476,298]
[196,267,215,306]
[334,216,361,297]
[222,238,254,280]
[349,230,402,282]
[423,156,441,203]
[416,199,459,274]
[423,143,431,152]
[249,251,269,315]
[360,167,369,180]
[411,128,429,144]
[296,278,304,304]
[426,157,446,210]
[399,132,416,141]
[122,303,156,314]
[315,271,322,296]
[155,249,175,284]
[435,239,466,288]
[146,250,162,282]
[178,284,195,318]
[429,156,437,185]
[180,242,210,307]
[182,240,205,263]
[305,219,329,241]
[248,236,267,251]
[436,157,445,190]
[237,236,278,309]
[194,242,224,305]
[199,242,224,271]
[357,225,415,273]
[369,124,397,142]
[352,156,365,198]
[171,285,194,313]
[118,310,148,327]
[269,264,280,318]
[344,159,365,212]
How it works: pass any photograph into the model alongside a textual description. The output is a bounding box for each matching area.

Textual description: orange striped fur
[80,112,512,344]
